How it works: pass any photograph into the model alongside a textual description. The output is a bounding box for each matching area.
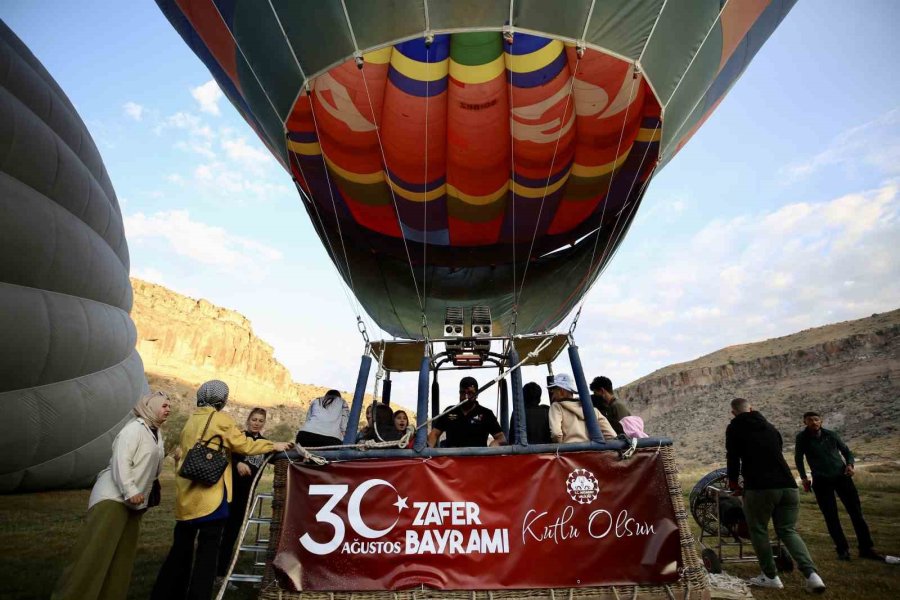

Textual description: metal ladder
[216,489,273,599]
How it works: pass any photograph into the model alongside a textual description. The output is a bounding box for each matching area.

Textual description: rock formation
[132,278,347,407]
[619,309,900,468]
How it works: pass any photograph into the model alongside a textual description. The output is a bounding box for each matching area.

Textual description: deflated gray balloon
[0,21,146,492]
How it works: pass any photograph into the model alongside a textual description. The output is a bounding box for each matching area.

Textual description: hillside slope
[619,310,900,467]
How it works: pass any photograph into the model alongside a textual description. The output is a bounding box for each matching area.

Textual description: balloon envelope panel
[156,0,796,338]
[0,21,145,493]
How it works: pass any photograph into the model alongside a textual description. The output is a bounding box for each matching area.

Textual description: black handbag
[178,412,229,486]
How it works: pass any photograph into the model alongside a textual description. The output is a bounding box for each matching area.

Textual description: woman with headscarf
[52,391,172,600]
[150,381,293,600]
[295,389,349,447]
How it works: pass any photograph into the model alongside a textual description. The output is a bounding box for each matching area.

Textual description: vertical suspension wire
[576,70,640,296]
[580,0,597,44]
[340,0,428,333]
[422,38,430,335]
[211,1,284,125]
[567,166,658,335]
[565,121,661,335]
[509,0,596,328]
[506,28,518,337]
[514,52,583,303]
[631,0,731,164]
[268,0,309,121]
[593,122,661,271]
[356,61,427,323]
[341,0,428,326]
[659,0,732,159]
[594,162,658,278]
[269,0,378,338]
[290,149,371,331]
[339,0,361,57]
[335,0,428,339]
[305,91,365,316]
[531,67,641,335]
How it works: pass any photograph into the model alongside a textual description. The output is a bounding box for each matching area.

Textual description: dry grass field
[1,458,898,599]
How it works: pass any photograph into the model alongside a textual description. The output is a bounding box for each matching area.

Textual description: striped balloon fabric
[156,1,796,339]
[288,33,659,251]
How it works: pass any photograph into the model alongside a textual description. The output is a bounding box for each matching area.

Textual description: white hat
[549,373,578,393]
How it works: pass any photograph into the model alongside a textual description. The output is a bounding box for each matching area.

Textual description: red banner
[273,451,681,591]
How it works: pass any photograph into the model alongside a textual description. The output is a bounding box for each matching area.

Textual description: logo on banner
[566,469,599,504]
[299,479,510,557]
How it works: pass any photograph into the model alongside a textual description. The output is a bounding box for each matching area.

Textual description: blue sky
[4,1,899,411]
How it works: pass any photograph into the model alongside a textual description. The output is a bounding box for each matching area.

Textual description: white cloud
[131,267,167,285]
[190,160,292,199]
[175,139,216,159]
[124,210,283,273]
[222,137,272,166]
[156,111,202,134]
[784,108,900,182]
[579,180,900,384]
[123,101,144,121]
[191,80,224,116]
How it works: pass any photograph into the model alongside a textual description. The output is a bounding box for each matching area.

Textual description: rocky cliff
[619,310,900,468]
[131,278,343,408]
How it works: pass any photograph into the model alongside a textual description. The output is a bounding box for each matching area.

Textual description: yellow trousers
[52,500,143,600]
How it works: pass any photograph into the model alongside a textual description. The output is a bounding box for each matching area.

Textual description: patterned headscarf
[197,380,229,410]
[133,391,168,429]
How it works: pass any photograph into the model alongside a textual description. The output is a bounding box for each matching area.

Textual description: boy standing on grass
[795,411,885,562]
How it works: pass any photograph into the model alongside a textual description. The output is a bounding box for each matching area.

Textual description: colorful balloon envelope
[157,0,796,339]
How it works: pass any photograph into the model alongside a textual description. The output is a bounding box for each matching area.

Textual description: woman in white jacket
[295,389,349,447]
[52,391,171,600]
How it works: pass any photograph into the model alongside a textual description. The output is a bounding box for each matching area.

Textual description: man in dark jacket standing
[795,411,883,561]
[726,398,825,593]
[590,376,631,436]
[522,382,551,444]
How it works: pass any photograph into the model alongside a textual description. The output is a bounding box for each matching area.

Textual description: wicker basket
[258,447,709,600]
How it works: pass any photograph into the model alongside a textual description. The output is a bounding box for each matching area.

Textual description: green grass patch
[682,464,900,599]
[1,465,898,599]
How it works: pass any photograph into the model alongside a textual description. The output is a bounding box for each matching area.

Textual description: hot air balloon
[0,21,145,493]
[157,4,798,597]
[157,0,796,341]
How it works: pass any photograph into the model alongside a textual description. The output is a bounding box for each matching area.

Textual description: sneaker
[804,572,826,594]
[748,573,784,589]
[837,549,851,561]
[860,548,886,561]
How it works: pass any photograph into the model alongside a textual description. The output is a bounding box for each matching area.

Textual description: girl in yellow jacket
[150,380,292,600]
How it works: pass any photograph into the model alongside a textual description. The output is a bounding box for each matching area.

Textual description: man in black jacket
[590,376,631,436]
[795,411,883,561]
[726,398,825,593]
[522,382,551,444]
